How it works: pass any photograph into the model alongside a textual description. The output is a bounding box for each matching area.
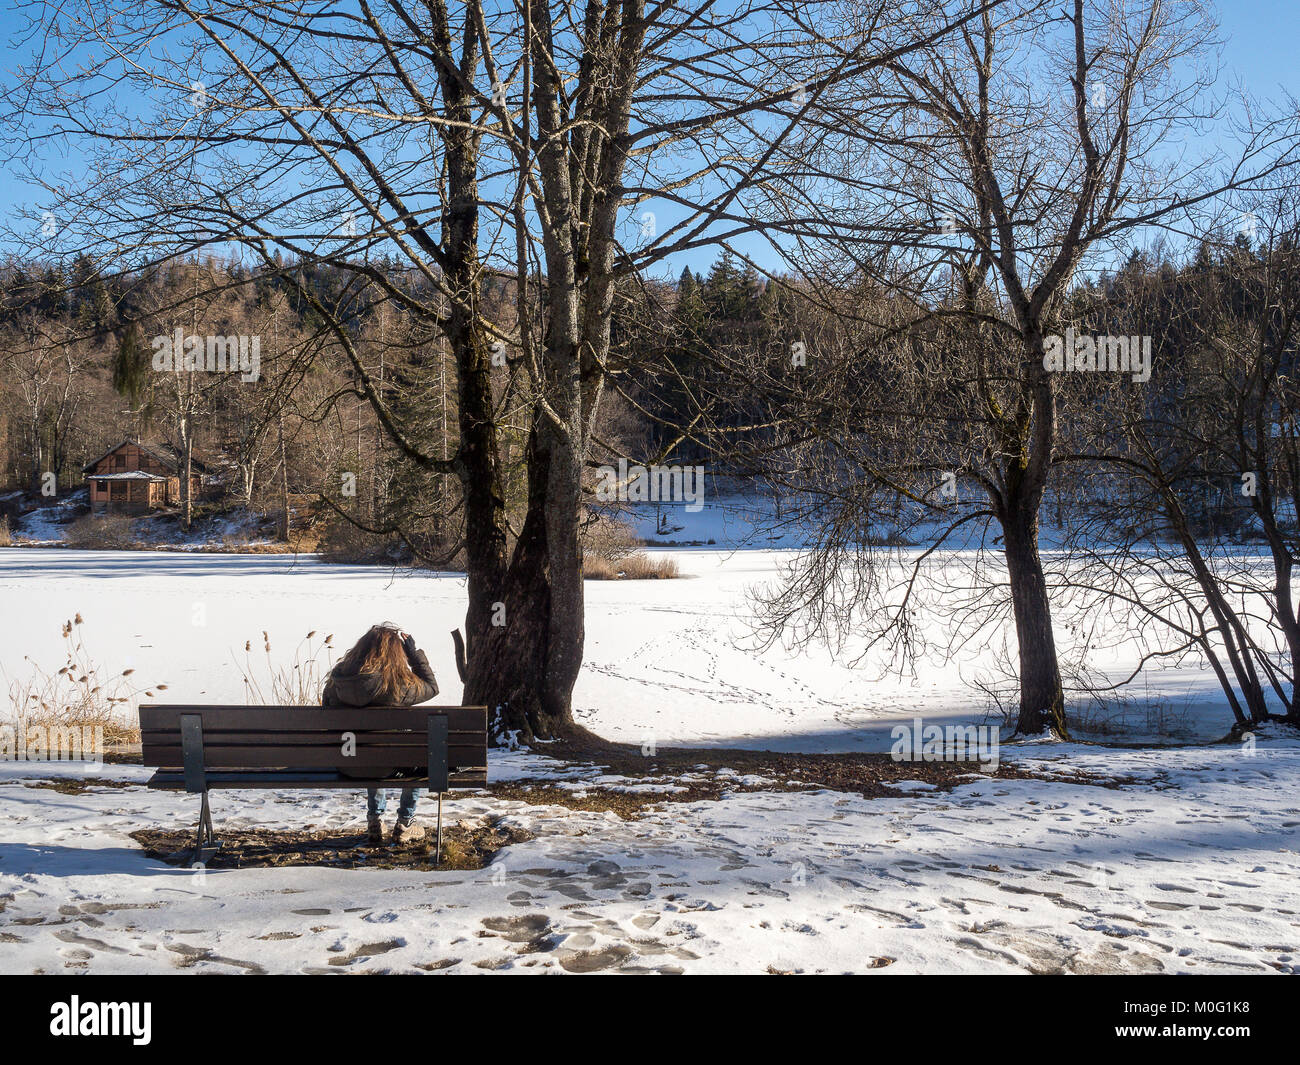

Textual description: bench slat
[138,704,489,803]
[146,769,487,790]
[140,705,488,731]
[141,744,486,769]
[142,730,486,747]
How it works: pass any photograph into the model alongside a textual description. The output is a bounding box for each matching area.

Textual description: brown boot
[391,818,425,844]
[366,816,384,844]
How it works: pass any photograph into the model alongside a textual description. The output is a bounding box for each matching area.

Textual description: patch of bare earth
[509,736,1144,816]
[486,776,809,817]
[22,777,136,795]
[131,817,532,872]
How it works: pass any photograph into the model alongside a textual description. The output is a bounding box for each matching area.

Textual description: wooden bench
[140,704,489,865]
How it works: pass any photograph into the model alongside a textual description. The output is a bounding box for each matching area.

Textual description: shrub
[66,512,137,549]
[581,512,641,562]
[318,515,396,563]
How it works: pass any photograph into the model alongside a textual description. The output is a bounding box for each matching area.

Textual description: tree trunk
[181,423,193,531]
[471,421,555,742]
[240,459,257,509]
[461,411,583,745]
[1259,516,1300,722]
[1155,486,1273,723]
[540,411,586,731]
[29,418,42,495]
[1004,507,1068,737]
[453,323,513,736]
[277,407,290,541]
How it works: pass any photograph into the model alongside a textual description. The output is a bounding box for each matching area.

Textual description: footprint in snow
[327,938,405,966]
[555,943,634,973]
[480,914,552,942]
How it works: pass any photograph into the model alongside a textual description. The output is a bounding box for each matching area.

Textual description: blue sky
[1,1,1297,276]
[1217,0,1300,101]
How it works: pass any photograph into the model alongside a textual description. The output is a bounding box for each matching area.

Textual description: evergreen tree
[112,320,151,407]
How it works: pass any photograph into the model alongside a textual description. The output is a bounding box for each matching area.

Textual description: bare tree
[721,0,1294,736]
[3,0,991,740]
[4,309,94,495]
[1069,203,1300,728]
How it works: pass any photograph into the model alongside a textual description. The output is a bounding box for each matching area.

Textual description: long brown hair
[333,626,416,699]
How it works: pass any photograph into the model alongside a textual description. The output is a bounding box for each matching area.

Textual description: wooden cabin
[82,441,206,515]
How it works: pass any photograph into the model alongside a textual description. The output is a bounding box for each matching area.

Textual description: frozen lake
[0,546,1240,748]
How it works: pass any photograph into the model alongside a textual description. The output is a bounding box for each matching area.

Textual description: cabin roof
[85,471,167,482]
[81,440,210,475]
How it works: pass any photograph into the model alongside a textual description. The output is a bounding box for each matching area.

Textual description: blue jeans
[367,787,418,822]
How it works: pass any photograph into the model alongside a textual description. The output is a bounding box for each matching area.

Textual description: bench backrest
[140,705,489,777]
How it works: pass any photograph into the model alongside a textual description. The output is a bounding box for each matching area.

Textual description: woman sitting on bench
[322,623,439,844]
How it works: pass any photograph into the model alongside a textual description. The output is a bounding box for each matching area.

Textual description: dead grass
[0,515,11,547]
[482,747,1140,822]
[285,495,327,554]
[4,615,156,745]
[580,512,679,578]
[584,553,680,580]
[288,528,325,553]
[237,630,337,705]
[4,701,140,748]
[137,540,296,555]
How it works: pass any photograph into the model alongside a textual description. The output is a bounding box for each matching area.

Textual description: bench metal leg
[180,713,218,867]
[190,789,218,867]
[427,716,448,867]
[435,792,443,866]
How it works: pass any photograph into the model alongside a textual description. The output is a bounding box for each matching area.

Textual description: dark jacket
[322,639,439,780]
[321,641,439,709]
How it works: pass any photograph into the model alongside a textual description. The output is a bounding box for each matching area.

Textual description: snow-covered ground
[6,489,279,549]
[1,542,1296,974]
[5,492,84,543]
[1,742,1297,974]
